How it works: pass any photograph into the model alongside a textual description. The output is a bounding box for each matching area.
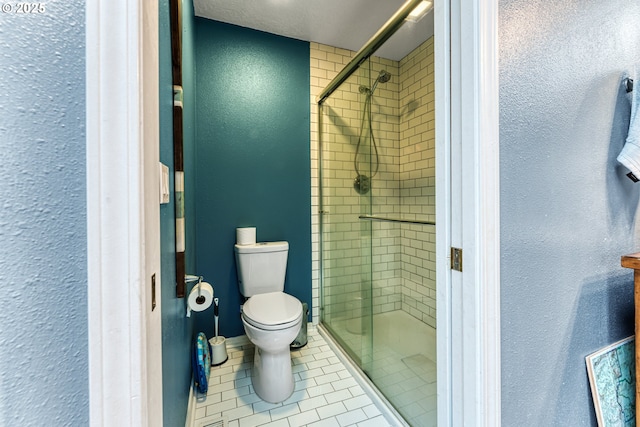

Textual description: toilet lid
[242,292,302,330]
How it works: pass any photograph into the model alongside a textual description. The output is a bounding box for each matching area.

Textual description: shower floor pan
[332,310,437,427]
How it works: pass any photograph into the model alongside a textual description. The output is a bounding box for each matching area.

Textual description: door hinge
[451,247,462,272]
[151,273,157,311]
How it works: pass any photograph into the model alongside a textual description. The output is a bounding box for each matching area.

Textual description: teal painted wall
[160,0,197,426]
[194,19,311,338]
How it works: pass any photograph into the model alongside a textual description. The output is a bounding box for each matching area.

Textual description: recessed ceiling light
[406,1,433,23]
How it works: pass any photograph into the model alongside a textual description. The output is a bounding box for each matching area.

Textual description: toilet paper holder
[185,275,212,317]
[186,275,205,301]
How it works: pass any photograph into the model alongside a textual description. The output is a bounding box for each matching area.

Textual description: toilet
[234,241,303,403]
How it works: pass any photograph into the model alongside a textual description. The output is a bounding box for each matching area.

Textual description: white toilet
[234,241,303,403]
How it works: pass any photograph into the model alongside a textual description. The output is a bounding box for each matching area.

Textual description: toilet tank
[234,241,289,297]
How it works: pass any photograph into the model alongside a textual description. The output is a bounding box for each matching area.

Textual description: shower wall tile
[398,37,436,327]
[310,42,357,324]
[311,38,436,329]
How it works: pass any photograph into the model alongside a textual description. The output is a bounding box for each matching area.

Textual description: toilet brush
[214,297,219,339]
[210,297,228,365]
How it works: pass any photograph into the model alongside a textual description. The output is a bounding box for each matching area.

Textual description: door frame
[436,0,500,425]
[86,0,162,425]
[86,0,501,425]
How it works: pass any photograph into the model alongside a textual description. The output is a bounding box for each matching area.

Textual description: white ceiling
[193,0,434,61]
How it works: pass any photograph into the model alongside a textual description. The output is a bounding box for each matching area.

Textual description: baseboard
[184,377,196,427]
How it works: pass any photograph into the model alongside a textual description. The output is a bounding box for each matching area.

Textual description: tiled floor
[193,326,394,427]
[328,311,437,427]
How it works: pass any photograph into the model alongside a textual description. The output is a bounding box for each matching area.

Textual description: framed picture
[170,0,186,297]
[586,336,635,426]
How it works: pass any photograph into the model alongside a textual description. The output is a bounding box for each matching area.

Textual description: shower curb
[316,324,410,427]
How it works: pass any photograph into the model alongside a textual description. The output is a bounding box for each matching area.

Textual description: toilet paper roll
[187,282,214,312]
[236,227,256,245]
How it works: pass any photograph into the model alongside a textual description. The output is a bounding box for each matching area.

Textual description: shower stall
[317,1,437,426]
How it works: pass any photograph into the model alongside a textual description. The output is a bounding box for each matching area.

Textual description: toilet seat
[242,292,302,331]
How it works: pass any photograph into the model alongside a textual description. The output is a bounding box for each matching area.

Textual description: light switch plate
[159,162,170,204]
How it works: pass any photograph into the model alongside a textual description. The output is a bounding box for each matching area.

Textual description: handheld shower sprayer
[353,70,391,195]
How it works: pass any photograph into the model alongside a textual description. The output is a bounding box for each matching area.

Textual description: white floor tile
[191,327,406,427]
[330,377,357,391]
[222,385,250,401]
[238,411,272,427]
[194,406,206,419]
[324,389,353,405]
[298,395,328,412]
[288,408,320,426]
[342,394,372,411]
[361,404,381,419]
[299,367,326,380]
[306,383,335,398]
[282,389,307,405]
[259,419,289,427]
[316,401,348,419]
[356,415,391,427]
[335,408,368,427]
[270,402,300,421]
[307,417,341,427]
[224,405,254,422]
[314,372,341,385]
[252,400,281,414]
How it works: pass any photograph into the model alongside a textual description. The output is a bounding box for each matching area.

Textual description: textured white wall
[500,0,640,424]
[0,2,88,425]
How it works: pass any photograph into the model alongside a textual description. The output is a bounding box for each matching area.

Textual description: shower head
[370,70,391,94]
[377,70,392,83]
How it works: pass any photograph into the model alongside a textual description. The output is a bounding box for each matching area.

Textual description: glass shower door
[318,33,438,426]
[319,59,373,368]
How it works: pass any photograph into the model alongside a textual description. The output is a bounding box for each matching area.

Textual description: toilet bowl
[241,291,303,403]
[234,241,304,403]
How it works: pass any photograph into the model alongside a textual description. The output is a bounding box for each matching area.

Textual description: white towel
[617,70,640,181]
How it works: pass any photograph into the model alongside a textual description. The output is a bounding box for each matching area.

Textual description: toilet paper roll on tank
[186,282,214,317]
[236,227,256,246]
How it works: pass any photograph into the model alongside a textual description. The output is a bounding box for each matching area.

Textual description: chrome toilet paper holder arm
[185,274,203,284]
[185,275,206,318]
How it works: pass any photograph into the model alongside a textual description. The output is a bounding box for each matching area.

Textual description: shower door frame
[316,0,501,423]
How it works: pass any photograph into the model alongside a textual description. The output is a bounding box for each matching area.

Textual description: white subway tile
[288,409,320,426]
